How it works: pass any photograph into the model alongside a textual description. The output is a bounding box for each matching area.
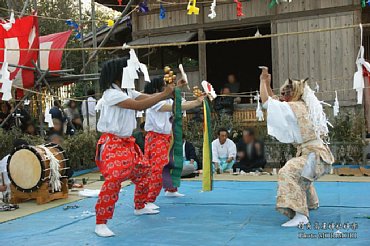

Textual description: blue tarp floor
[0,181,369,246]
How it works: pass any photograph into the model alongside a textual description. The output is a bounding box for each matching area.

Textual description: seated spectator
[0,101,14,130]
[64,100,82,134]
[47,133,64,146]
[214,87,234,116]
[212,128,237,173]
[132,121,146,153]
[23,122,37,136]
[234,128,266,173]
[224,74,240,93]
[181,134,200,178]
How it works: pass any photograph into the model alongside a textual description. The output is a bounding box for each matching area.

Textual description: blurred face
[1,104,7,113]
[218,131,228,144]
[228,74,236,84]
[242,131,253,143]
[26,125,36,135]
[51,136,63,145]
[223,88,231,95]
[70,101,77,109]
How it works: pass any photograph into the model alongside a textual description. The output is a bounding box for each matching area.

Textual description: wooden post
[79,0,90,131]
[91,0,100,96]
[198,28,207,80]
[198,5,207,80]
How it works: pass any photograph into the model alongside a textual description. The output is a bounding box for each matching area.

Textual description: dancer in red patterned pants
[94,58,174,237]
[142,77,204,211]
[144,131,172,203]
[95,134,149,224]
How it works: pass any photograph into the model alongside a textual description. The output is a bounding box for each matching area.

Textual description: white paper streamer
[333,91,339,117]
[0,48,13,101]
[0,11,15,31]
[208,0,216,19]
[121,49,151,89]
[254,91,264,121]
[353,24,370,104]
[315,82,320,92]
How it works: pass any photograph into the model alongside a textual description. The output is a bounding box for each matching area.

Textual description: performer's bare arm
[116,85,174,111]
[158,96,204,112]
[260,67,274,104]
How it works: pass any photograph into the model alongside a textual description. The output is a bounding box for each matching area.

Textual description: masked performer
[94,58,174,237]
[142,76,204,210]
[259,68,334,227]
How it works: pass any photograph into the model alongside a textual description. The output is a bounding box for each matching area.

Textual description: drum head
[8,148,43,192]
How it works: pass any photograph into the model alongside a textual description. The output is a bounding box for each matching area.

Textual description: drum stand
[10,178,68,205]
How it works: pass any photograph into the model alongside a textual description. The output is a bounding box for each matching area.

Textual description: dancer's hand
[176,78,188,88]
[163,83,175,98]
[260,67,271,85]
[196,95,205,104]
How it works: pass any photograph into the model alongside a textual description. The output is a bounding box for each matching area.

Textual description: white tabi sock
[281,212,309,227]
[95,224,115,237]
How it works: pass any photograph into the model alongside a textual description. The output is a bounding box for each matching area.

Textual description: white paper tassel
[0,11,15,31]
[0,48,13,101]
[333,91,339,117]
[353,24,370,104]
[315,82,320,92]
[254,91,264,121]
[40,146,62,192]
[302,85,330,142]
[208,0,216,19]
[201,81,217,101]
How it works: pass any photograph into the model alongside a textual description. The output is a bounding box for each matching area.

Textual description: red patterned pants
[95,133,150,224]
[144,131,172,203]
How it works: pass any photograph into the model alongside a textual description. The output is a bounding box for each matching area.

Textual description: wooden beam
[133,5,361,37]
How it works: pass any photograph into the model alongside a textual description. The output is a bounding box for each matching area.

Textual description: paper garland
[160,4,166,20]
[208,0,217,19]
[0,49,13,101]
[234,0,244,17]
[139,0,149,13]
[187,0,200,15]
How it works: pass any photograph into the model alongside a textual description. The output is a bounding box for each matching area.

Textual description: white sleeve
[212,141,219,163]
[263,97,302,144]
[131,90,142,99]
[103,89,129,106]
[228,141,237,159]
[151,100,168,112]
